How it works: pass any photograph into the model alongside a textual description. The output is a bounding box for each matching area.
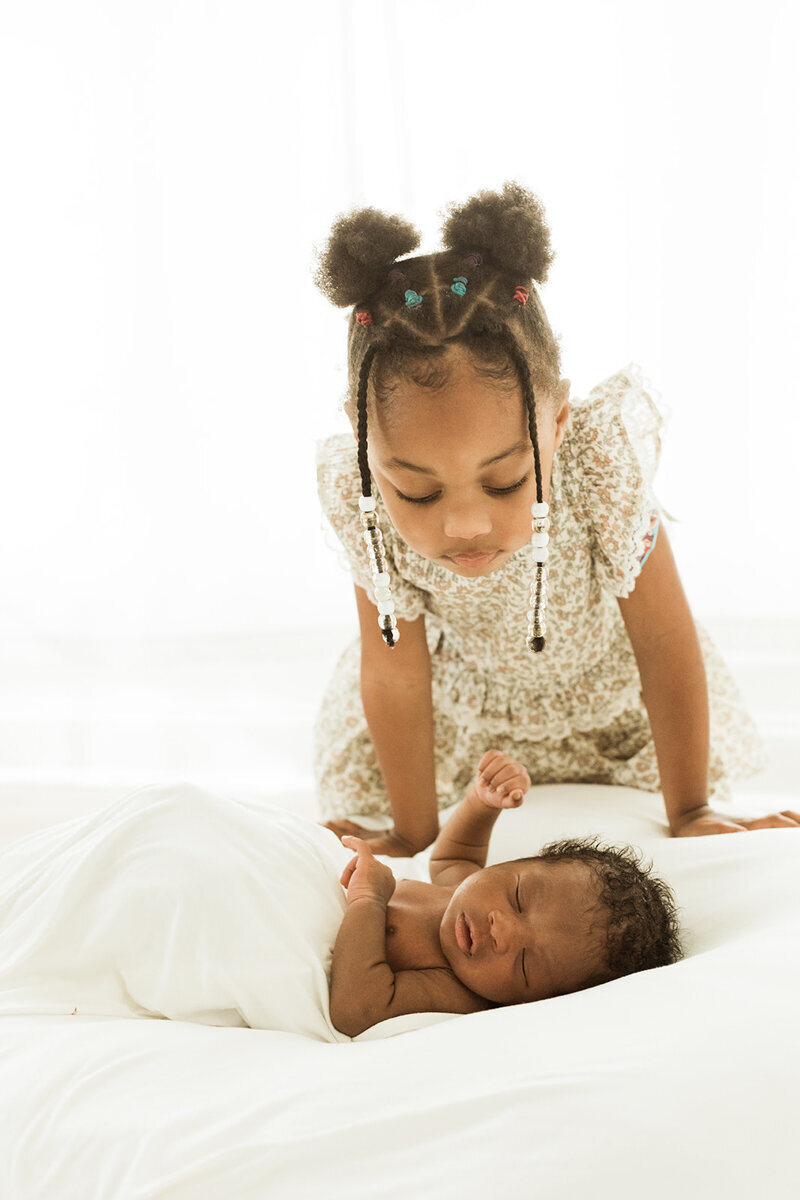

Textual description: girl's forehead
[370,375,529,452]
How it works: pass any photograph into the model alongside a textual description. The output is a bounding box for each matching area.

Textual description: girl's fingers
[743,812,800,831]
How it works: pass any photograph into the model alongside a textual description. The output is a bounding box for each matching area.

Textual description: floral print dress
[314,365,765,820]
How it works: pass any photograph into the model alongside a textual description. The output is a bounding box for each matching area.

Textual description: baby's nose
[488,909,517,956]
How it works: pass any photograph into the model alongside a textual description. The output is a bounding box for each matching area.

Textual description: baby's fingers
[339,855,359,887]
[341,835,375,856]
[481,763,529,804]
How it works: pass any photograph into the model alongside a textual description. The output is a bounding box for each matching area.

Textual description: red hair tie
[513,286,529,305]
[356,310,373,326]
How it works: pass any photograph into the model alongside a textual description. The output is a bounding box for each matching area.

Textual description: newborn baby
[330,751,681,1036]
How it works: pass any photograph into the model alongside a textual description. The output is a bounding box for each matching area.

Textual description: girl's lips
[445,551,499,569]
[455,911,474,955]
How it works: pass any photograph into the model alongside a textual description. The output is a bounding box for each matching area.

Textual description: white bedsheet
[1,782,799,1199]
[0,784,351,1041]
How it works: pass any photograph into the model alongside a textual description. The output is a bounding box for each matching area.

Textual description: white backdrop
[1,0,799,636]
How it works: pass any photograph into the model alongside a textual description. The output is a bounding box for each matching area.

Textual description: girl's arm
[429,752,530,887]
[617,526,799,835]
[617,526,711,834]
[353,585,439,855]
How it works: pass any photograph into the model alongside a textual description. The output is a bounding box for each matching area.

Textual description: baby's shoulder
[392,966,494,1017]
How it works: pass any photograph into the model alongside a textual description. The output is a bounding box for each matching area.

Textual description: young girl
[313,182,799,856]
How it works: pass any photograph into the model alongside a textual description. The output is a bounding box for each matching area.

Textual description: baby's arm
[428,751,531,888]
[329,836,489,1036]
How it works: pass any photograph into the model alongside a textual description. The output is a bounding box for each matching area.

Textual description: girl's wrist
[669,803,713,834]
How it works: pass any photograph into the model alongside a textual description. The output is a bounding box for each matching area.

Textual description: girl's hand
[473,750,531,810]
[339,836,397,905]
[673,807,800,837]
[324,820,420,858]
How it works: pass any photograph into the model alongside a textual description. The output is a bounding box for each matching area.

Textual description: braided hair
[314,182,562,649]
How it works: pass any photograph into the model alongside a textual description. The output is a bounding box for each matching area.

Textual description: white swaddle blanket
[0,785,352,1042]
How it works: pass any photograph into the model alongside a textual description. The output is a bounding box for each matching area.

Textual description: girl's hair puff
[313,182,563,418]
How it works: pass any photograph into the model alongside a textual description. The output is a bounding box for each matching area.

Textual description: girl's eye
[395,489,442,505]
[486,475,528,497]
[515,878,523,913]
[395,475,528,505]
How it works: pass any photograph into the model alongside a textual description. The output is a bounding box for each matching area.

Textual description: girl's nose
[442,498,492,541]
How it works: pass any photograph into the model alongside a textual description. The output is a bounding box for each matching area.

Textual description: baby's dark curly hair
[524,836,683,987]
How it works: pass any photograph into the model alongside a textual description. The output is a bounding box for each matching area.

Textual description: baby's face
[365,345,570,577]
[439,858,609,1004]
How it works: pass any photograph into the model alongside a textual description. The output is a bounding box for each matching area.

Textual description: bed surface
[1,780,799,1199]
[1,629,798,1197]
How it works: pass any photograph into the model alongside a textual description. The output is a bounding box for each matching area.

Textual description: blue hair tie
[404,289,423,308]
[451,276,468,296]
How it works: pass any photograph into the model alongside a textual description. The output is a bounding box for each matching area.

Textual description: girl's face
[365,346,570,576]
[439,858,608,1005]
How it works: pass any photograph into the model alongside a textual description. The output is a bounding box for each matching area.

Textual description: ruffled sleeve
[564,364,665,598]
[316,434,428,622]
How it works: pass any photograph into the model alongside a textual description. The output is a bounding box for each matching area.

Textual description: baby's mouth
[455,911,475,956]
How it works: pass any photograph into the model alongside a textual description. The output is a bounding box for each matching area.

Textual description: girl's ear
[553,379,571,451]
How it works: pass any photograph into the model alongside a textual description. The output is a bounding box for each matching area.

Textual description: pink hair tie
[513,286,529,305]
[356,310,373,326]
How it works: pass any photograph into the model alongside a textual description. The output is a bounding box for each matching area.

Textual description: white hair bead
[530,532,549,547]
[374,572,390,587]
[359,495,377,512]
[377,600,396,616]
[532,547,549,563]
[374,586,392,602]
[531,501,550,519]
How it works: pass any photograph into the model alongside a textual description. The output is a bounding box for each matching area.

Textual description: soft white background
[0,0,797,801]
[1,0,799,636]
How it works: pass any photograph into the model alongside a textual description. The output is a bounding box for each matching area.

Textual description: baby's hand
[473,750,531,810]
[339,836,397,906]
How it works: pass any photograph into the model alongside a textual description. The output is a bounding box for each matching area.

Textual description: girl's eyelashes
[515,878,522,913]
[395,488,441,505]
[488,475,528,497]
[394,475,529,506]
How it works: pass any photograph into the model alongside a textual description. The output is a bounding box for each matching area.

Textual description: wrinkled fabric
[0,785,352,1041]
[315,365,765,818]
